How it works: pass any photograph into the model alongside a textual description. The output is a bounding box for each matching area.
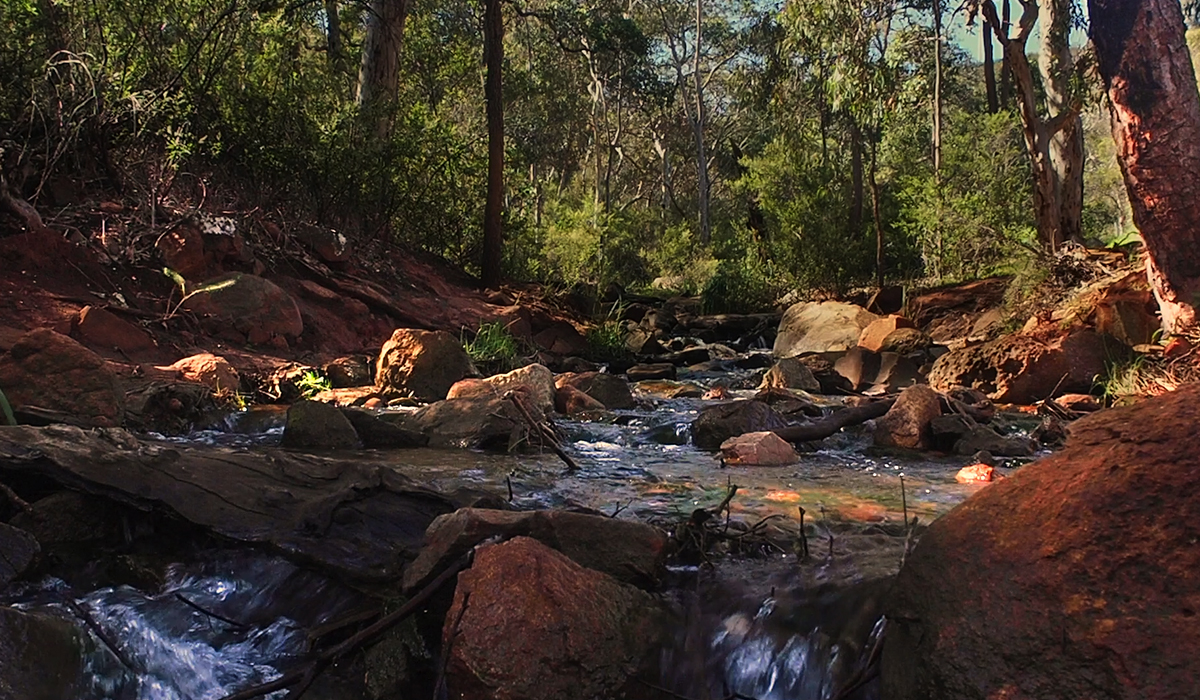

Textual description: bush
[463,322,520,372]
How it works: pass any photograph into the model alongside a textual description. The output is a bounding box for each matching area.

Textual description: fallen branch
[0,480,32,515]
[0,171,45,233]
[772,399,895,443]
[219,551,472,700]
[504,391,578,472]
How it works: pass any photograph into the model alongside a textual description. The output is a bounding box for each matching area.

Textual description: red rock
[555,385,605,414]
[883,384,1200,700]
[874,385,943,450]
[444,537,665,700]
[75,306,154,353]
[376,329,477,402]
[446,364,555,415]
[1164,336,1192,358]
[719,431,798,466]
[491,305,533,340]
[181,273,304,342]
[156,223,208,280]
[532,321,588,355]
[295,225,349,263]
[556,372,636,409]
[0,329,124,427]
[1055,393,1103,412]
[162,353,240,393]
[858,314,917,353]
[954,463,996,483]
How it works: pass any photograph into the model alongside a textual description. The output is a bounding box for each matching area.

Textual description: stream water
[4,371,1034,700]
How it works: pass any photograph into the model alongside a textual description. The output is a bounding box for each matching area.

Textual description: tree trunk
[357,0,409,139]
[983,21,999,113]
[325,0,343,68]
[932,0,944,278]
[693,0,712,245]
[870,142,885,289]
[848,120,864,238]
[999,0,1013,109]
[1038,0,1084,245]
[1090,0,1200,332]
[481,0,504,290]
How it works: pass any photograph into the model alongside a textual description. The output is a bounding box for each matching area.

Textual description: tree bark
[481,0,505,290]
[357,0,409,139]
[1038,0,1084,244]
[848,120,864,238]
[983,20,999,112]
[999,0,1013,109]
[870,141,885,289]
[325,0,343,67]
[693,0,712,245]
[933,0,945,277]
[1090,0,1200,332]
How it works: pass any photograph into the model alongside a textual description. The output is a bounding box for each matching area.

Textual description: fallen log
[772,398,895,443]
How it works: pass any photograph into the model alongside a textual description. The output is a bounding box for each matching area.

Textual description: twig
[797,506,810,561]
[65,599,135,672]
[432,591,470,700]
[506,474,514,502]
[218,552,472,700]
[0,481,33,515]
[830,617,887,700]
[174,593,249,630]
[503,391,578,472]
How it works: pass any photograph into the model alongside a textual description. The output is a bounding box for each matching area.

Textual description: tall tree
[1090,0,1200,331]
[481,0,505,289]
[983,18,999,112]
[357,0,410,138]
[1038,0,1084,244]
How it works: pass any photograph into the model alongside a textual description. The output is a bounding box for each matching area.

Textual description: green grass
[297,370,333,399]
[463,322,520,368]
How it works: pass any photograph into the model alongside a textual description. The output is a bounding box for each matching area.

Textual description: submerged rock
[376,329,477,402]
[691,400,789,450]
[443,537,667,700]
[883,384,1200,700]
[0,329,124,427]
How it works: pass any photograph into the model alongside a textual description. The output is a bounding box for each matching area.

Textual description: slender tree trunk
[693,0,712,245]
[357,0,409,139]
[999,0,1013,109]
[1039,0,1085,244]
[1090,0,1200,332]
[325,0,343,67]
[870,142,885,289]
[983,21,999,113]
[481,0,504,289]
[933,0,944,278]
[848,120,864,238]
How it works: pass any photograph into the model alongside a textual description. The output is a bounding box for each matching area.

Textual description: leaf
[162,267,188,295]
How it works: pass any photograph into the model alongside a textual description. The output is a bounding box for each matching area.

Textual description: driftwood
[772,399,895,443]
[0,425,459,582]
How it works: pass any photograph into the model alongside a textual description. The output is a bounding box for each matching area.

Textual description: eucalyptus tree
[358,0,410,138]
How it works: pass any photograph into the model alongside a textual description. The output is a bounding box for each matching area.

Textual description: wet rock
[954,463,996,483]
[857,314,916,352]
[0,606,83,700]
[626,362,676,381]
[692,400,789,450]
[556,372,636,410]
[407,397,523,450]
[444,537,667,700]
[928,329,1125,405]
[634,379,704,400]
[758,357,821,393]
[341,408,427,448]
[376,329,477,402]
[123,380,214,434]
[447,363,556,415]
[323,356,372,388]
[951,425,1036,457]
[874,385,942,450]
[162,352,241,393]
[0,329,124,427]
[719,431,798,466]
[281,400,360,449]
[532,321,588,356]
[774,302,879,357]
[883,385,1200,700]
[0,522,38,586]
[10,491,120,547]
[181,272,304,342]
[74,306,154,353]
[796,353,854,394]
[1056,393,1102,413]
[404,508,668,592]
[555,385,606,414]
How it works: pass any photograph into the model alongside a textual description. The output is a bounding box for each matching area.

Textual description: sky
[945,5,1091,63]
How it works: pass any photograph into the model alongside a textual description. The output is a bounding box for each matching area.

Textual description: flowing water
[6,376,1037,700]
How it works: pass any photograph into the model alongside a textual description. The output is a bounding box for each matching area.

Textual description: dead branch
[772,399,895,443]
[504,391,578,472]
[0,170,45,232]
[0,481,32,515]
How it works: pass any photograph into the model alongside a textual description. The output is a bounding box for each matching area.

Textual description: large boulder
[403,508,668,592]
[403,397,523,449]
[857,314,916,353]
[0,607,84,700]
[443,537,667,700]
[376,329,477,402]
[773,302,879,358]
[447,363,556,415]
[928,329,1124,404]
[162,353,240,393]
[281,400,360,449]
[556,372,636,410]
[874,385,943,450]
[180,272,304,343]
[882,385,1200,700]
[691,400,789,450]
[758,357,821,393]
[0,329,124,427]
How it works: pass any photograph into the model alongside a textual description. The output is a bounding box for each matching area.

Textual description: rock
[157,222,209,279]
[556,372,636,409]
[376,329,477,402]
[10,491,120,547]
[635,380,704,399]
[532,321,588,356]
[123,380,215,435]
[162,353,241,393]
[774,302,879,357]
[692,400,789,450]
[404,508,668,592]
[929,414,972,447]
[796,353,854,394]
[626,363,676,381]
[0,523,38,586]
[1056,393,1102,412]
[874,385,943,450]
[323,356,372,388]
[74,306,154,353]
[928,329,1125,405]
[341,408,427,448]
[407,397,522,449]
[758,357,822,393]
[624,328,665,355]
[555,385,605,414]
[878,328,933,355]
[281,400,360,449]
[833,347,921,393]
[295,224,350,263]
[0,329,124,427]
[834,347,881,390]
[857,315,916,352]
[309,387,381,407]
[954,463,997,483]
[0,606,84,700]
[883,385,1200,700]
[181,273,304,342]
[447,364,556,415]
[443,537,666,700]
[952,425,1036,457]
[753,387,823,419]
[664,346,712,366]
[719,431,799,466]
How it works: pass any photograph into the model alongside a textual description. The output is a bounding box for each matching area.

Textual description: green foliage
[297,370,332,399]
[585,319,629,361]
[463,322,519,367]
[0,389,15,427]
[701,247,792,314]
